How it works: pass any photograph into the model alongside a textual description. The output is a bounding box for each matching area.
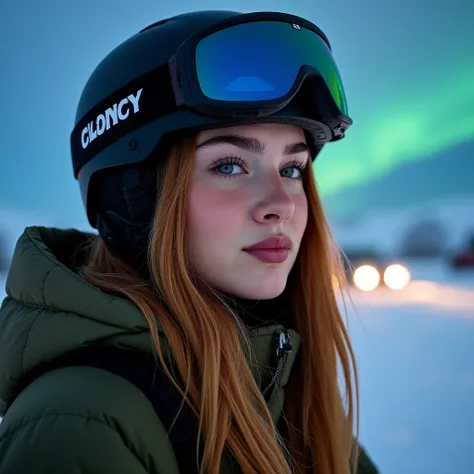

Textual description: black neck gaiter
[223,286,294,330]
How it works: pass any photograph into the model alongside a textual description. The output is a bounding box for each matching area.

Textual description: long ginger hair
[81,135,359,474]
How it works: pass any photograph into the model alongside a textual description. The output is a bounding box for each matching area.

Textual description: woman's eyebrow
[196,134,309,155]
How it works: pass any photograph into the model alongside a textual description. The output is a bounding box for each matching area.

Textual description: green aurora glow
[315,57,474,196]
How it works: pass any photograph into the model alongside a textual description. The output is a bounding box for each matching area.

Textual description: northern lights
[315,57,474,196]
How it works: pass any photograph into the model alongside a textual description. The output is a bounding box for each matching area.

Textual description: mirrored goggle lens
[195,20,348,115]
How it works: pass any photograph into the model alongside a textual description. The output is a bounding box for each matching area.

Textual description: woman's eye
[281,166,303,179]
[216,163,244,176]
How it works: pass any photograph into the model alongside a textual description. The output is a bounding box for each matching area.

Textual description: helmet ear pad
[91,134,180,274]
[92,164,157,274]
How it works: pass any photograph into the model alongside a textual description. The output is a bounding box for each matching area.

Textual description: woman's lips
[243,248,290,263]
[243,235,292,263]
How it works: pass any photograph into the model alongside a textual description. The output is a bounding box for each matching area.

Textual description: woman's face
[187,123,309,299]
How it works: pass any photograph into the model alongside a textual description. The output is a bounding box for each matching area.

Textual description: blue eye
[281,167,301,178]
[281,161,307,179]
[210,156,247,178]
[216,163,243,175]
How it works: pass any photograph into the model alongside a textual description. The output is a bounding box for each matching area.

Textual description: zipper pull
[262,330,293,407]
[276,330,292,358]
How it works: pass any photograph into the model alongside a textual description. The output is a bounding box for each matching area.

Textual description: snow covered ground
[347,261,474,474]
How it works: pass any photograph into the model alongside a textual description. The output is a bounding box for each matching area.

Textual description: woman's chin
[223,278,288,301]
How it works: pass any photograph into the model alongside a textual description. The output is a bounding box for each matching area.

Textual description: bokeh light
[384,264,411,290]
[353,265,381,291]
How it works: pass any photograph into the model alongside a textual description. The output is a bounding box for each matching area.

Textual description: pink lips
[243,235,293,263]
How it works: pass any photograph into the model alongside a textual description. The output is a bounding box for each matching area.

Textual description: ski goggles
[71,12,351,177]
[175,12,350,120]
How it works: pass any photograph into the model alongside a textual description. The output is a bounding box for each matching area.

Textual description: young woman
[0,10,379,474]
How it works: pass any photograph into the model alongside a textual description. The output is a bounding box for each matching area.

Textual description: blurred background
[1,1,474,472]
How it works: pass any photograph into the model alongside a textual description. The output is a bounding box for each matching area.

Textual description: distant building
[398,218,448,257]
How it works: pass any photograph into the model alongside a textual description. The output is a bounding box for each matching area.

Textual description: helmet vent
[140,18,171,33]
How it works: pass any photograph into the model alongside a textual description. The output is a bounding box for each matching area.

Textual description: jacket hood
[0,226,300,416]
[0,227,160,415]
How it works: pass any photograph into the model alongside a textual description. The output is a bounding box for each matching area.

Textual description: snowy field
[348,259,474,474]
[1,259,473,473]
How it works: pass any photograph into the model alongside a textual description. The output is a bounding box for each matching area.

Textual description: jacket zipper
[262,329,292,407]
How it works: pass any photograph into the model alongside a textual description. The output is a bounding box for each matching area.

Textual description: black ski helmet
[71,10,349,270]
